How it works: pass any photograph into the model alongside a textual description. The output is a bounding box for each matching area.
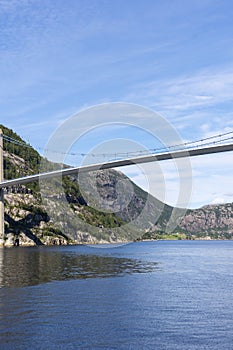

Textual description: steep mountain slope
[1,125,233,246]
[142,203,233,241]
[1,125,173,246]
[178,203,233,239]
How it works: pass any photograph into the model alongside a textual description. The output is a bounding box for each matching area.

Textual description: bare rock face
[78,169,173,229]
[1,124,233,245]
[3,169,233,246]
[179,203,233,237]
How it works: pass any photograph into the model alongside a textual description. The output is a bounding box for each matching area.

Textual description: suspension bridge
[1,128,233,241]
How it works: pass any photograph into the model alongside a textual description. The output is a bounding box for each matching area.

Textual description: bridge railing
[1,127,233,188]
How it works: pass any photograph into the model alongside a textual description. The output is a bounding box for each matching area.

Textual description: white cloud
[125,66,233,119]
[200,123,210,133]
[211,197,226,205]
[119,149,233,209]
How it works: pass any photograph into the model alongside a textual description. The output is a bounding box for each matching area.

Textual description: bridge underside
[1,143,233,188]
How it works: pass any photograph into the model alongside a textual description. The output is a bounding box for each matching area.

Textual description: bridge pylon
[0,129,4,245]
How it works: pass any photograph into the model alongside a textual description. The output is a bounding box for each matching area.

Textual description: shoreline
[1,237,233,248]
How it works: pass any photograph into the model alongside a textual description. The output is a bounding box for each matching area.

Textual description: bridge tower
[0,129,4,245]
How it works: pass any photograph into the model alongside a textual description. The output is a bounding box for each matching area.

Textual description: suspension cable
[2,130,233,158]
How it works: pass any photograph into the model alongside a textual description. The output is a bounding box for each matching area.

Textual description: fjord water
[0,241,233,349]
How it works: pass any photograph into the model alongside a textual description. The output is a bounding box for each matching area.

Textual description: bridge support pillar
[0,129,4,246]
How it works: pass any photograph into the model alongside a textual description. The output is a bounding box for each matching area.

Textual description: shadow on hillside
[5,213,46,246]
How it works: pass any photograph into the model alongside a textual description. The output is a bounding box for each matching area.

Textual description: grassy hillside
[0,125,148,245]
[1,125,232,246]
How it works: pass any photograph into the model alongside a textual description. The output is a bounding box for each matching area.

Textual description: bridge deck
[1,143,233,188]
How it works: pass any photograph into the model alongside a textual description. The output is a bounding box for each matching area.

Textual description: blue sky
[1,0,233,208]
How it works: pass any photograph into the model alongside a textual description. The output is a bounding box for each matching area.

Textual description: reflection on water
[0,246,158,288]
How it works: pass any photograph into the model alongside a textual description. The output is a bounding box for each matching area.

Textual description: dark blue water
[0,240,233,349]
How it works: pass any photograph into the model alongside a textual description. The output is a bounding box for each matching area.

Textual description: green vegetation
[76,205,125,228]
[1,124,233,245]
[138,230,188,241]
[2,125,138,244]
[1,124,41,175]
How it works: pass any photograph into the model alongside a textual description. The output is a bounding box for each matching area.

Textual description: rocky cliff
[178,203,233,239]
[1,125,233,246]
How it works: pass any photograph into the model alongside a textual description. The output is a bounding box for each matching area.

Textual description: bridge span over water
[0,128,233,239]
[1,142,233,189]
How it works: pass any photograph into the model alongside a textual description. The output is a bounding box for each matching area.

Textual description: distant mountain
[1,124,233,246]
[178,203,233,239]
[141,203,233,241]
[0,124,172,245]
